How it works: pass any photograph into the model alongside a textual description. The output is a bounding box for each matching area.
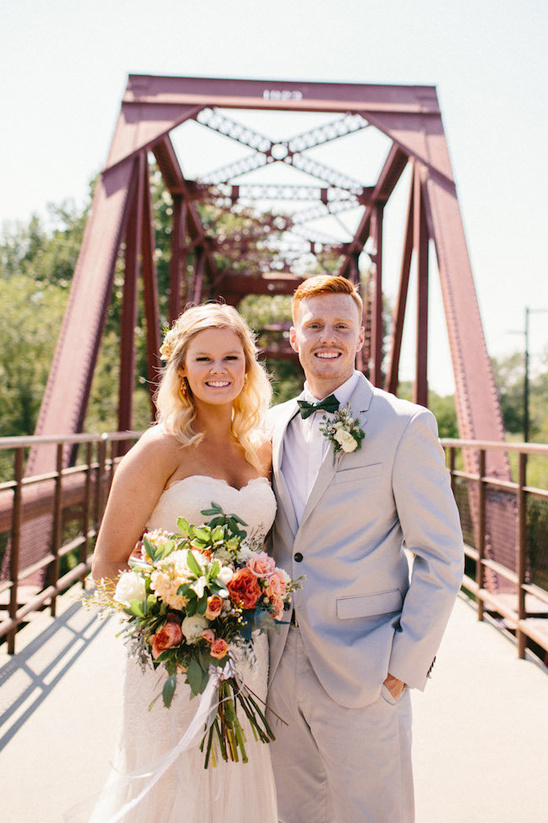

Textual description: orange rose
[227,567,262,609]
[151,616,183,659]
[210,638,229,659]
[202,629,215,644]
[205,595,223,620]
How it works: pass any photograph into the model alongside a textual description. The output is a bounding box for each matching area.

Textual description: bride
[90,303,278,823]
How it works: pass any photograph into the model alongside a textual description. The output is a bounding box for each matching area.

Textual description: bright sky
[2,0,547,396]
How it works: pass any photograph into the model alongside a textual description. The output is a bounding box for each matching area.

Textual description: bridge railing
[442,438,548,662]
[1,433,548,664]
[0,431,140,653]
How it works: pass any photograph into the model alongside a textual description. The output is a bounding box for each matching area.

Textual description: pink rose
[247,551,276,579]
[210,638,229,660]
[151,616,183,659]
[202,629,215,644]
[205,595,223,620]
[266,569,287,599]
[271,596,284,621]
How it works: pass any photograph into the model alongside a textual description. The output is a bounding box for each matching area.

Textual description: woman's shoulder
[251,429,272,475]
[124,425,185,470]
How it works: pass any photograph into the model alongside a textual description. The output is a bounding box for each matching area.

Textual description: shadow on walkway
[1,591,548,822]
[0,599,112,751]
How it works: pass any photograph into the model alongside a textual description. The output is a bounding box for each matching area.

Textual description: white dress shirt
[281,371,360,525]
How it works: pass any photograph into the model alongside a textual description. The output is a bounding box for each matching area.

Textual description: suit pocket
[332,463,383,484]
[336,588,403,619]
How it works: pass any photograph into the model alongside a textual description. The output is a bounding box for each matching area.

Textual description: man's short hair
[292,275,364,322]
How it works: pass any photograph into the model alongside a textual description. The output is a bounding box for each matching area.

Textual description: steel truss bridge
[0,75,524,620]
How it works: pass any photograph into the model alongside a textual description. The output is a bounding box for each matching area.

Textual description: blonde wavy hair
[155,303,272,468]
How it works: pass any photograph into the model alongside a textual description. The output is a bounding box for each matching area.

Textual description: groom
[266,275,463,823]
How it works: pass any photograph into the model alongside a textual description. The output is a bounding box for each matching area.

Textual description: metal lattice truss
[29,75,508,487]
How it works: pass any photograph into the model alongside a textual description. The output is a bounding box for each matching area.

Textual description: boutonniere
[319,404,365,458]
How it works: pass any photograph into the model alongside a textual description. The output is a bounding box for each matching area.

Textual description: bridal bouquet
[86,503,300,768]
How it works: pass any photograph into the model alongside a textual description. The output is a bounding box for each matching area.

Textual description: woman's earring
[179,378,189,403]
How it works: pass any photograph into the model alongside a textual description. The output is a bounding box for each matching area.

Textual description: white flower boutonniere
[319,405,365,458]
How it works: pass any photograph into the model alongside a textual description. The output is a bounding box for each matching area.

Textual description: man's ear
[289,326,298,352]
[356,326,365,353]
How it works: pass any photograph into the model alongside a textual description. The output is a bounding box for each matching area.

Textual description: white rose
[334,429,358,453]
[181,614,209,643]
[114,571,146,606]
[217,566,234,585]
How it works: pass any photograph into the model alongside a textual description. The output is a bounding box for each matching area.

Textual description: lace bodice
[146,474,277,543]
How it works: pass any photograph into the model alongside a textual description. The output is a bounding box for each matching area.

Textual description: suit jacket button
[294,552,303,563]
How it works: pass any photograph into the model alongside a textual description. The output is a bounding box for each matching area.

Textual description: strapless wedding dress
[92,475,278,823]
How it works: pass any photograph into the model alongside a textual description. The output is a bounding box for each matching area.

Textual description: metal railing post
[49,443,64,617]
[7,447,24,654]
[517,452,527,657]
[477,449,486,622]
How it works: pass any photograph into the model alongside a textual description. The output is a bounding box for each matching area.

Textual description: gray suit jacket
[267,373,464,709]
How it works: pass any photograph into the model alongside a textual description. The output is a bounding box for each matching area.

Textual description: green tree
[491,352,525,435]
[0,275,69,436]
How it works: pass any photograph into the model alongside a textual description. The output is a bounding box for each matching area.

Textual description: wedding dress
[92,475,278,823]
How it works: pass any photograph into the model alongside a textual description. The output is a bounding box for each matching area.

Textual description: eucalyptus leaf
[187,658,206,696]
[162,674,177,708]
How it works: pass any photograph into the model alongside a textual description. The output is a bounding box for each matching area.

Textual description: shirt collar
[303,370,360,406]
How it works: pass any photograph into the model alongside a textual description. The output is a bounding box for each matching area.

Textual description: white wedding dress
[92,475,278,823]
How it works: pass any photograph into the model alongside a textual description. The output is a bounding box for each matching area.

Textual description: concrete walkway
[1,591,548,823]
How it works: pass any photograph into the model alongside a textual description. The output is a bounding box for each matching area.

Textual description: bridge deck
[1,592,547,823]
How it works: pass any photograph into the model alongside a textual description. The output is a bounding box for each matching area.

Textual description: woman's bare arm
[91,427,182,581]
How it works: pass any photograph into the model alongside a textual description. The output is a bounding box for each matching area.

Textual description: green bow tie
[297,394,340,420]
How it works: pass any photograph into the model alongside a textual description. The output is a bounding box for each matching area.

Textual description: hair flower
[159,326,179,361]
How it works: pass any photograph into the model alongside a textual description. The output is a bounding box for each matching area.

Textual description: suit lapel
[272,398,301,537]
[297,374,374,531]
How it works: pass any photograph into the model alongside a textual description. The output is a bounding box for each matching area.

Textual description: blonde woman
[90,304,278,823]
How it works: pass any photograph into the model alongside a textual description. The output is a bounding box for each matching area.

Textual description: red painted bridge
[1,75,547,673]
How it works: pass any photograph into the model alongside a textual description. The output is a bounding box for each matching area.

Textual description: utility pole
[523,307,548,442]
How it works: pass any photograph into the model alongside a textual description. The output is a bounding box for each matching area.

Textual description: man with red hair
[267,274,463,822]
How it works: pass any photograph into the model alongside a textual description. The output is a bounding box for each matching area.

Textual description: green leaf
[185,595,198,617]
[211,526,225,542]
[200,502,223,517]
[162,674,178,708]
[208,560,220,580]
[142,535,160,562]
[187,658,206,696]
[192,527,212,542]
[186,550,203,578]
[176,517,190,534]
[196,594,208,615]
[190,539,209,551]
[129,600,145,618]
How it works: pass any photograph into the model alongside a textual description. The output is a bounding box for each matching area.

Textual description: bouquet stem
[200,677,273,768]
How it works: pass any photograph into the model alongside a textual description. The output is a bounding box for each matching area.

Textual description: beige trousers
[267,626,414,823]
